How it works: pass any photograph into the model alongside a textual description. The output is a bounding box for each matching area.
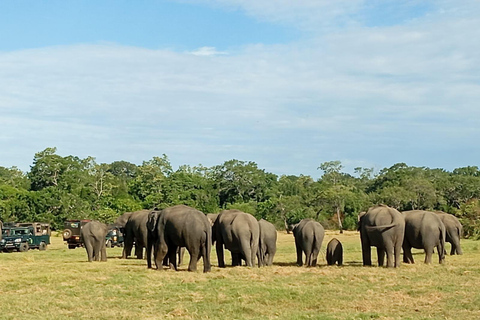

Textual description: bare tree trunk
[336,207,343,234]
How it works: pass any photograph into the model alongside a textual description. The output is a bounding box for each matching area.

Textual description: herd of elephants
[80,204,463,271]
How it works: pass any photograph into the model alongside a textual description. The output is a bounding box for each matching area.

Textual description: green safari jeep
[0,223,51,252]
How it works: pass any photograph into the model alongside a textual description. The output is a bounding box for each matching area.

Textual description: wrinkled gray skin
[147,205,211,273]
[326,238,343,266]
[402,210,446,264]
[258,219,277,266]
[122,210,150,259]
[293,219,325,267]
[358,205,405,268]
[206,213,219,226]
[213,210,260,268]
[436,212,463,255]
[81,221,108,262]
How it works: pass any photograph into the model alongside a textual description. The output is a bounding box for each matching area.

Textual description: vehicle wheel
[106,240,112,248]
[68,244,76,249]
[119,242,124,247]
[63,229,72,240]
[19,242,29,252]
[39,242,47,251]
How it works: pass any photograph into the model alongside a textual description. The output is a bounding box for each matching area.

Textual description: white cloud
[188,46,228,56]
[1,1,480,175]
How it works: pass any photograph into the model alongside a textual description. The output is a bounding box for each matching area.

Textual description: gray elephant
[402,210,446,264]
[436,212,463,255]
[326,238,343,266]
[213,209,260,267]
[206,213,219,226]
[80,221,108,262]
[358,205,405,268]
[147,205,211,272]
[258,219,277,266]
[293,219,325,267]
[122,210,150,259]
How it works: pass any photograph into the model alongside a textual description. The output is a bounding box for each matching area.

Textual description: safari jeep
[63,220,91,249]
[105,226,124,248]
[0,223,51,252]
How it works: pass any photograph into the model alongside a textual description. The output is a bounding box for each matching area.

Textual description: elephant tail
[257,230,265,267]
[439,226,446,262]
[365,223,396,231]
[202,229,212,273]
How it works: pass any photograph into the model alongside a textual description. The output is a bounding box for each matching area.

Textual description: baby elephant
[326,238,343,266]
[81,221,108,262]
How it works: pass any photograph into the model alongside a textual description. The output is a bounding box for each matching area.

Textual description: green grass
[1,231,480,319]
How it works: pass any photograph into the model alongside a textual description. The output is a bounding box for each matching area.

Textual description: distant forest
[1,147,479,238]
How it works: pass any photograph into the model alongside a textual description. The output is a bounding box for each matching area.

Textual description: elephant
[147,205,211,273]
[292,219,325,267]
[206,213,219,226]
[358,205,405,268]
[122,210,150,259]
[326,238,343,266]
[436,212,463,255]
[212,209,260,268]
[402,210,446,264]
[258,219,277,266]
[80,221,108,262]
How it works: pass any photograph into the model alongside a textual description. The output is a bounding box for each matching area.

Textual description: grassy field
[1,231,480,320]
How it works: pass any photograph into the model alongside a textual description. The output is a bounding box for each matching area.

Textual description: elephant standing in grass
[293,219,325,267]
[326,238,343,266]
[358,205,405,268]
[147,205,211,272]
[402,210,446,264]
[81,221,108,262]
[258,219,277,266]
[436,212,463,255]
[213,210,260,268]
[122,210,150,259]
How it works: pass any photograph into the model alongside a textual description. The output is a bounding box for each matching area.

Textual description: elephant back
[363,205,405,229]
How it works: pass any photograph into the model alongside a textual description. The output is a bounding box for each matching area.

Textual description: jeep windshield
[10,228,31,236]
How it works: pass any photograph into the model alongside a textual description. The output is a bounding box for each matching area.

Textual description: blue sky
[1,0,479,177]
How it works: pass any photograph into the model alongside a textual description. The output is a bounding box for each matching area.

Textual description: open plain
[1,231,479,320]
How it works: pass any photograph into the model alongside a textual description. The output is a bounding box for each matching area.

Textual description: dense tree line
[1,148,479,238]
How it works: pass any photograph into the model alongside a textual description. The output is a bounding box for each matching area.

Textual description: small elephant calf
[326,238,343,266]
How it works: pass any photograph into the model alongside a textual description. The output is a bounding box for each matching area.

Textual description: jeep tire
[19,242,29,252]
[63,229,72,240]
[39,242,47,251]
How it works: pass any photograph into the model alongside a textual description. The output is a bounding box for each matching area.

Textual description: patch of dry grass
[1,231,479,319]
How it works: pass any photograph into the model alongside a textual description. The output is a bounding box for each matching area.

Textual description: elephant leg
[437,244,445,264]
[452,238,463,255]
[178,247,185,266]
[385,243,395,268]
[376,248,385,267]
[85,241,94,262]
[239,237,253,267]
[311,246,320,267]
[187,246,199,272]
[404,245,414,264]
[232,253,241,266]
[122,236,133,259]
[100,242,107,261]
[94,240,102,261]
[216,241,226,268]
[295,240,304,267]
[424,248,433,264]
[135,244,143,259]
[394,241,402,268]
[154,242,168,270]
[361,233,372,266]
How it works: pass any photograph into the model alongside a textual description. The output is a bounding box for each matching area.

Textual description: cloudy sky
[1,0,479,177]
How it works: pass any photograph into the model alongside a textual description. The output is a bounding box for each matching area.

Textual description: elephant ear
[357,211,367,231]
[147,211,160,232]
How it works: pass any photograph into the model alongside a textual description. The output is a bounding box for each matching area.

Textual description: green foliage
[2,149,480,236]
